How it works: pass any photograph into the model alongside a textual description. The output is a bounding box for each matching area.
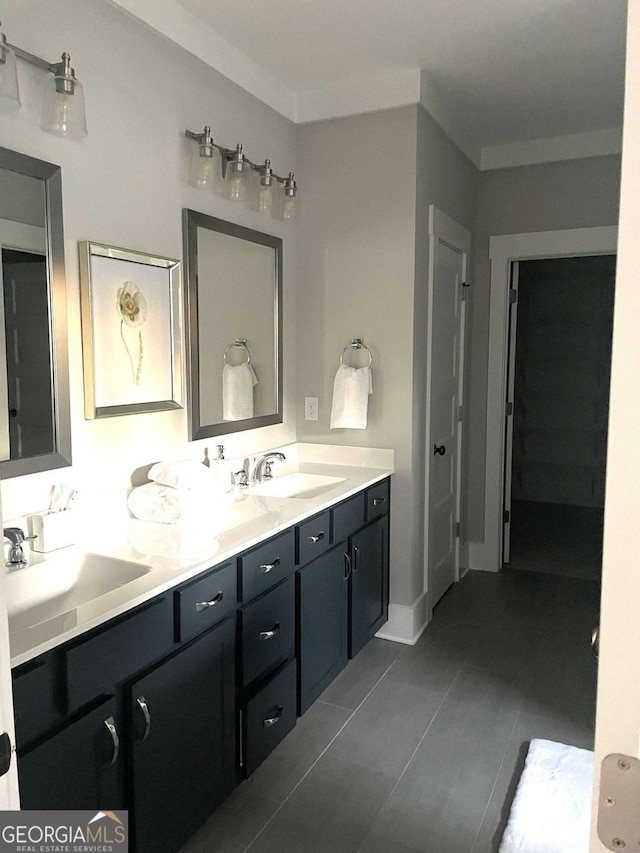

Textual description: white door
[425,207,470,608]
[591,3,640,849]
[0,489,20,808]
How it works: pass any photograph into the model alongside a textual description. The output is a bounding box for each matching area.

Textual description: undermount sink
[247,473,347,500]
[6,551,150,630]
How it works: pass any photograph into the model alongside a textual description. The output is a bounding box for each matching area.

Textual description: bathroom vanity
[8,454,391,853]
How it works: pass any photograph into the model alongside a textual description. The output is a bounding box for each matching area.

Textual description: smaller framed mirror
[183,211,283,440]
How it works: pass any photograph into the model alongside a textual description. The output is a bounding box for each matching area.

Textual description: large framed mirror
[183,210,283,440]
[0,147,71,478]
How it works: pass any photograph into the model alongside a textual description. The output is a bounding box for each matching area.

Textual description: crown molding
[481,128,623,170]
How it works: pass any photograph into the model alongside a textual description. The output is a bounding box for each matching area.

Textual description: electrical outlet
[305,397,318,421]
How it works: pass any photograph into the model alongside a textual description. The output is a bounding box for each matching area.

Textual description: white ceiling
[113,0,627,167]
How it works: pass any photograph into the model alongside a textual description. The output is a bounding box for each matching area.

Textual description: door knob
[433,444,446,456]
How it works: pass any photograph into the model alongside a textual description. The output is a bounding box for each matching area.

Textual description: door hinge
[458,405,463,422]
[454,521,461,538]
[597,753,640,851]
[506,401,513,417]
[509,289,518,304]
[503,509,510,523]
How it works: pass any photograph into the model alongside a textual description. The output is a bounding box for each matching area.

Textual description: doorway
[504,255,615,579]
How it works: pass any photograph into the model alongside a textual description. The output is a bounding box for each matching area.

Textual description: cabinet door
[129,617,235,853]
[350,516,389,658]
[297,544,349,715]
[18,697,122,809]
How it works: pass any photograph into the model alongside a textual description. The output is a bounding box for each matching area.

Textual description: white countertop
[8,447,393,668]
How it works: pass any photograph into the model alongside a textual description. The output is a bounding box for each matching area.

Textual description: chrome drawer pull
[309,531,325,544]
[344,552,352,580]
[373,497,386,506]
[196,591,224,611]
[259,622,281,641]
[104,716,119,766]
[259,558,280,574]
[263,706,284,728]
[136,696,151,743]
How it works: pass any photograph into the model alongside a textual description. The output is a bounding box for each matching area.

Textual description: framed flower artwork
[79,242,183,418]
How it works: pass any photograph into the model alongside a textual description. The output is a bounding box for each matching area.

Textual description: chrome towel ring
[340,338,372,368]
[224,338,252,365]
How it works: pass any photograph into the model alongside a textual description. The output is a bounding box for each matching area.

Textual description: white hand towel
[330,364,373,429]
[223,362,258,421]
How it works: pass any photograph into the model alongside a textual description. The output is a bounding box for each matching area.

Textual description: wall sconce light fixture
[0,22,87,139]
[185,125,297,219]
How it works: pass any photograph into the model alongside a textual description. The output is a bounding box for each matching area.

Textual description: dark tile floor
[181,568,600,853]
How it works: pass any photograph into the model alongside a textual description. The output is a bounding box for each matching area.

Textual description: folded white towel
[330,364,373,429]
[127,483,183,524]
[223,362,258,421]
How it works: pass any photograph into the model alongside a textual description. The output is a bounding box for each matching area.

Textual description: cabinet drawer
[12,658,61,749]
[240,578,294,688]
[332,492,365,543]
[175,562,236,642]
[66,597,173,712]
[239,529,294,603]
[366,479,390,521]
[243,660,296,777]
[297,511,331,566]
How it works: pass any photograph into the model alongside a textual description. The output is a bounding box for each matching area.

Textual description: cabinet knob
[309,531,325,544]
[104,716,120,765]
[263,705,284,728]
[260,558,280,574]
[135,696,151,743]
[196,591,224,611]
[259,622,281,641]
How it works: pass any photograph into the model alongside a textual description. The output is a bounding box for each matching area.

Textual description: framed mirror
[0,146,71,478]
[183,210,283,440]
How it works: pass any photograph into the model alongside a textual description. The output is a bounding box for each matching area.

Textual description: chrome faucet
[4,527,35,569]
[252,452,286,482]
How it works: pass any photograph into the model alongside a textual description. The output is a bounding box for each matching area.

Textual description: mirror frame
[0,146,71,478]
[183,209,283,440]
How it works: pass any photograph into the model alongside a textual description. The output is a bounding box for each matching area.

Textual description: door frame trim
[478,225,619,573]
[424,205,471,610]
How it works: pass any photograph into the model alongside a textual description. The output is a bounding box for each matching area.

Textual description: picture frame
[79,242,183,419]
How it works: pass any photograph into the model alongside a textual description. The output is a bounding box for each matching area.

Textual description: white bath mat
[499,738,594,853]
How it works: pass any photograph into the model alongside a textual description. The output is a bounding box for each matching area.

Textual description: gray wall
[296,104,477,610]
[468,155,621,542]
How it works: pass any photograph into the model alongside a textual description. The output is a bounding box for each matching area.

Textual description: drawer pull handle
[136,696,151,743]
[259,622,281,641]
[309,531,325,544]
[196,591,224,611]
[104,716,120,766]
[263,706,284,728]
[372,497,386,506]
[259,558,280,574]
[353,544,360,571]
[344,552,352,580]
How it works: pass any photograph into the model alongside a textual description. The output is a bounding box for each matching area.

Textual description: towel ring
[224,338,251,365]
[340,338,372,368]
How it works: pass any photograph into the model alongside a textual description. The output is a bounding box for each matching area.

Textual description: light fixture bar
[184,127,296,191]
[8,43,55,72]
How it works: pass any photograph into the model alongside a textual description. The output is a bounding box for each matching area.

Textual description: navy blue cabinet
[129,617,235,853]
[350,515,389,657]
[297,544,349,714]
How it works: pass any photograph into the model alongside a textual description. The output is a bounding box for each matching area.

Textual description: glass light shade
[226,166,246,202]
[41,76,87,140]
[0,42,20,114]
[258,181,274,213]
[189,146,218,191]
[283,193,296,221]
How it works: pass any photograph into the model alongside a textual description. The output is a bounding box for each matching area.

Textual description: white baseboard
[467,541,501,572]
[375,592,429,645]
